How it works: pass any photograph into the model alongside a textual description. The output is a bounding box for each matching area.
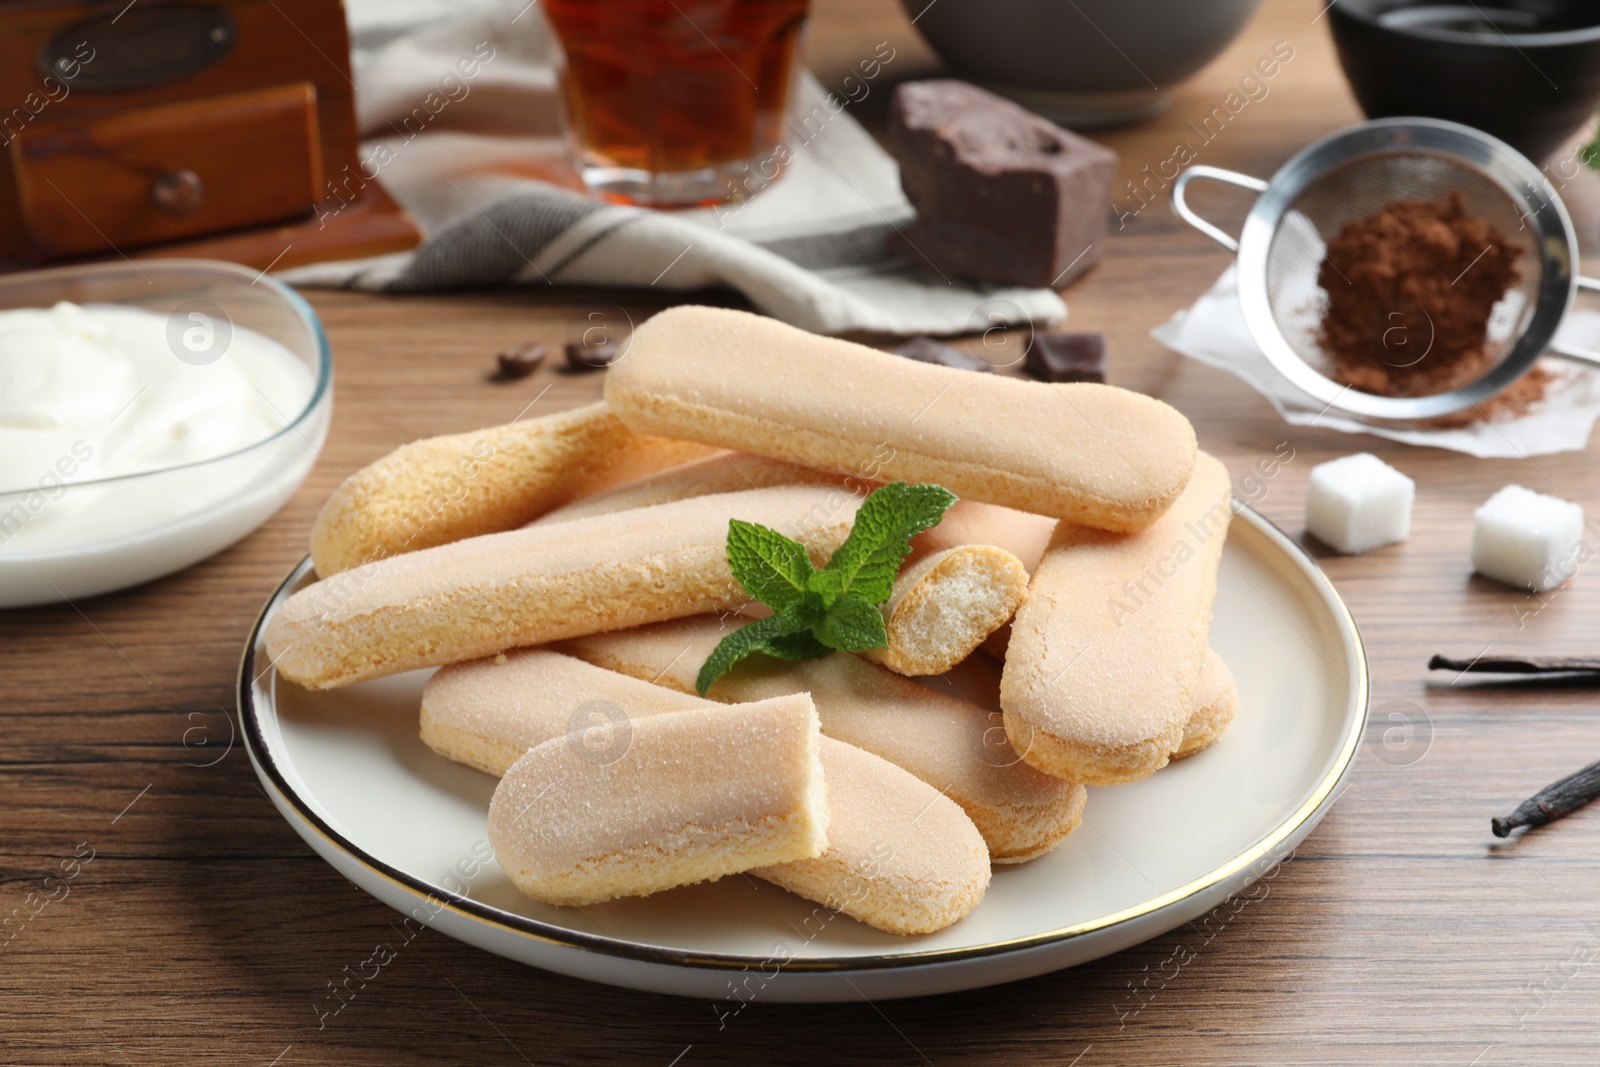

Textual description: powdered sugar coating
[912,498,1058,573]
[310,401,716,576]
[438,653,987,930]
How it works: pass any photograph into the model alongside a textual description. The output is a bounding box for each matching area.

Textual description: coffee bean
[494,343,546,380]
[565,339,621,372]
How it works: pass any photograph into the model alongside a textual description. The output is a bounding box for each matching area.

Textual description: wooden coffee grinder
[0,0,420,271]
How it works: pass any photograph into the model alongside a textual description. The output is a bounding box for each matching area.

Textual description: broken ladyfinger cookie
[861,545,1029,677]
[430,649,989,932]
[558,614,1086,864]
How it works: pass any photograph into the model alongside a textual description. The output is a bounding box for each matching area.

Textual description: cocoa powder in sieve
[1316,191,1548,425]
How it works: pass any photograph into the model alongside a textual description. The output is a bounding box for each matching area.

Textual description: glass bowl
[0,259,332,608]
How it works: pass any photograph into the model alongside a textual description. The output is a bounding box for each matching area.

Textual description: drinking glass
[543,0,810,206]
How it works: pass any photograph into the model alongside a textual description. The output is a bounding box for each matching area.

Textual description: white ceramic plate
[239,506,1367,1002]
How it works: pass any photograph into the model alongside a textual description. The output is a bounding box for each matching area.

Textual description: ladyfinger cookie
[422,648,705,776]
[987,625,1240,761]
[912,499,1058,572]
[753,737,989,935]
[489,693,828,906]
[911,502,1058,664]
[921,501,1239,759]
[427,650,989,932]
[266,485,861,690]
[861,545,1029,677]
[558,615,1086,863]
[1173,649,1238,760]
[1000,452,1233,785]
[310,401,716,576]
[925,506,1239,758]
[603,305,1197,532]
[530,451,837,527]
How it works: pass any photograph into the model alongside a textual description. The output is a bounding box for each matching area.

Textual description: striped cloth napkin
[279,0,1067,337]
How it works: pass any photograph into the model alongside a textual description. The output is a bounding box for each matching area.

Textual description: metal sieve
[1171,117,1600,422]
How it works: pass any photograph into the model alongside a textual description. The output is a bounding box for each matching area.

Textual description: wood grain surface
[6,0,1600,1063]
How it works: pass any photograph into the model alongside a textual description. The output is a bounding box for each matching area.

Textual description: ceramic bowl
[900,0,1264,127]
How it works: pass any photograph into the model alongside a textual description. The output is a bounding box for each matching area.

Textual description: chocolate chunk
[494,343,547,380]
[564,338,621,372]
[1025,332,1107,383]
[885,80,1117,289]
[893,336,991,373]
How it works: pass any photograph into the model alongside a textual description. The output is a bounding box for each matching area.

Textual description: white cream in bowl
[0,300,324,607]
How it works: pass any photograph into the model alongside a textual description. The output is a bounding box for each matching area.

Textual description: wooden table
[7,1,1600,1063]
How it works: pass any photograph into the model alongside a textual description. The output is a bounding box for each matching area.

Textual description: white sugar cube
[1305,453,1415,554]
[1471,485,1585,591]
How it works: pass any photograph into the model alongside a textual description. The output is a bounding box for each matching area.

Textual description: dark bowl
[1329,1,1600,162]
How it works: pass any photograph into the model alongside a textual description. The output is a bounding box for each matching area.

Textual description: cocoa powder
[1316,191,1544,424]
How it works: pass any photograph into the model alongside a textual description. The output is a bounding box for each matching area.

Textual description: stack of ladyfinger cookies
[265,306,1238,937]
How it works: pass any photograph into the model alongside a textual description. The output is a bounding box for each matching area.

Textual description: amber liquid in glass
[543,0,809,204]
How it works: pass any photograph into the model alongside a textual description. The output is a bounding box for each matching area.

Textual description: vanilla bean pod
[1429,654,1600,676]
[1491,759,1600,837]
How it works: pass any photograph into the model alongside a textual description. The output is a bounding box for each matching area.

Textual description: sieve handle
[1547,276,1600,367]
[1170,166,1270,253]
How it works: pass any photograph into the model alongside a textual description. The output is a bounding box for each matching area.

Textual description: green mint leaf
[816,592,889,652]
[763,630,833,660]
[699,481,956,691]
[697,614,799,696]
[773,596,826,634]
[694,600,827,696]
[726,519,815,612]
[823,482,958,605]
[806,567,843,608]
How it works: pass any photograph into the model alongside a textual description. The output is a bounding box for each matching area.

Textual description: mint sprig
[695,482,957,695]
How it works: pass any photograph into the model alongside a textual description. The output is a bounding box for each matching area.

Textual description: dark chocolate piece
[494,343,546,380]
[1025,332,1107,383]
[893,336,991,373]
[564,338,621,372]
[884,80,1117,289]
